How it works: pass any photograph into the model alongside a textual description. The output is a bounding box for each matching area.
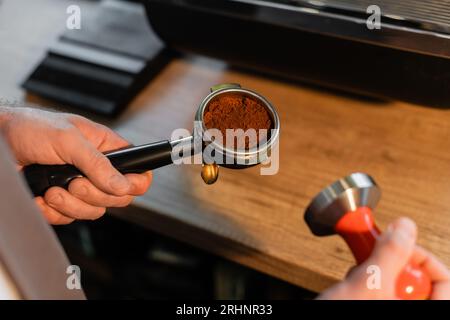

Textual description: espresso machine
[145,0,450,108]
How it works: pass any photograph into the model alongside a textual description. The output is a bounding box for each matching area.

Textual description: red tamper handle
[335,207,432,300]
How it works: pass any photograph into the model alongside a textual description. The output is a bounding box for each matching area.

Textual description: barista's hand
[0,106,152,224]
[318,218,450,300]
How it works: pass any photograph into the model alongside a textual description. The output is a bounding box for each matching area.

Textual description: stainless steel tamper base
[304,173,381,236]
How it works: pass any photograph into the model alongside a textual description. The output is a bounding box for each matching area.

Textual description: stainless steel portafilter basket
[195,84,280,182]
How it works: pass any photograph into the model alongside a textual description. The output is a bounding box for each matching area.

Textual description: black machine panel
[145,0,450,107]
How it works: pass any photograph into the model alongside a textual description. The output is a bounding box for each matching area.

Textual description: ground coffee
[203,94,272,149]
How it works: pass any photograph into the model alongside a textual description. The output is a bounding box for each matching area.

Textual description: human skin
[0,106,152,224]
[318,217,450,300]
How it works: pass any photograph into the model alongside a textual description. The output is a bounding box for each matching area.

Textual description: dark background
[54,215,316,299]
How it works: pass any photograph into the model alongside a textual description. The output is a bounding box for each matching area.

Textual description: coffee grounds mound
[203,94,272,149]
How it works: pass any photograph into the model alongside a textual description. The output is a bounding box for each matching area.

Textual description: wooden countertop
[2,0,450,293]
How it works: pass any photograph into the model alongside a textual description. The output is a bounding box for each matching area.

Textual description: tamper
[304,173,432,299]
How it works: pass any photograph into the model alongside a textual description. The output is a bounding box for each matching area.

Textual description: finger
[68,177,134,207]
[66,116,151,196]
[34,197,75,225]
[98,127,130,152]
[124,171,153,196]
[365,217,417,283]
[59,133,131,196]
[431,280,450,300]
[68,171,151,206]
[411,246,450,282]
[44,187,106,220]
[411,246,450,300]
[68,115,130,151]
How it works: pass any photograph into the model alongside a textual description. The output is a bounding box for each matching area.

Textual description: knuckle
[130,174,151,195]
[88,207,106,220]
[68,179,81,191]
[131,179,146,194]
[44,210,71,225]
[43,211,60,224]
[94,122,110,132]
[68,178,89,197]
[116,196,133,207]
[56,123,78,137]
[44,189,64,207]
[86,151,112,172]
[55,125,80,148]
[384,237,405,255]
[90,151,109,166]
[65,113,87,126]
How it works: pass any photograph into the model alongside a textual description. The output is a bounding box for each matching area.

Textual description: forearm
[0,105,14,130]
[0,105,42,133]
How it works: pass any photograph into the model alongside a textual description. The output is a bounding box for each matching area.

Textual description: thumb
[62,133,131,196]
[365,217,417,283]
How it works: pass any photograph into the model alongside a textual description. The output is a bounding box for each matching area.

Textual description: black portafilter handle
[23,140,175,197]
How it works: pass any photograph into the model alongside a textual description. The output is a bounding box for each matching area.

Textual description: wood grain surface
[1,0,450,293]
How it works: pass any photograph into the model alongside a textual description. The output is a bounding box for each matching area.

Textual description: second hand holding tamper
[304,172,432,300]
